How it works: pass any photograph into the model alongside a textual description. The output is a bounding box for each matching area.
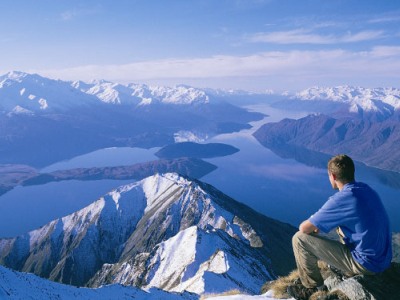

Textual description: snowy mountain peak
[72,79,209,106]
[0,173,296,295]
[294,85,400,112]
[2,70,28,81]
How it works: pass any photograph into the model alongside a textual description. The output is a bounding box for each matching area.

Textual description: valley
[0,72,399,298]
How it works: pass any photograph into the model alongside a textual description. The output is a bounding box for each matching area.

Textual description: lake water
[0,104,398,237]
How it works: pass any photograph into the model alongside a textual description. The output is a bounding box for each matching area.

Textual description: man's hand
[299,220,319,234]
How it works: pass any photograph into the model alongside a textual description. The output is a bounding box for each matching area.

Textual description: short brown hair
[328,154,355,183]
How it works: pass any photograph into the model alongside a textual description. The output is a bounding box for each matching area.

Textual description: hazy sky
[1,0,400,91]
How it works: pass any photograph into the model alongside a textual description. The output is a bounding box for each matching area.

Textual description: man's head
[327,154,355,189]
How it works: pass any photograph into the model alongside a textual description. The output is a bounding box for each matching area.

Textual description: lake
[0,104,398,237]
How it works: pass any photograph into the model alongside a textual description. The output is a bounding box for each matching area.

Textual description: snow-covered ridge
[0,71,97,113]
[0,265,197,300]
[0,71,209,113]
[294,85,400,112]
[72,80,209,105]
[0,173,282,296]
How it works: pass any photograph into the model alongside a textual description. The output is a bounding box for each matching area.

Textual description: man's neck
[337,180,353,191]
[337,182,345,191]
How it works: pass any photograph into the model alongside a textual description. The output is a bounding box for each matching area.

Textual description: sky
[1,0,400,92]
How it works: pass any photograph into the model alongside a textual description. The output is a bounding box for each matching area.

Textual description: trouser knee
[292,231,308,249]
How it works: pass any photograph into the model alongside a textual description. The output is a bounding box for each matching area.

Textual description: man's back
[311,181,392,273]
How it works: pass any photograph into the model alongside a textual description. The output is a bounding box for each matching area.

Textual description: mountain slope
[253,114,400,172]
[0,71,98,113]
[0,173,296,295]
[0,265,197,300]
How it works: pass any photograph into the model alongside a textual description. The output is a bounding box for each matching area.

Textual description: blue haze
[0,105,398,237]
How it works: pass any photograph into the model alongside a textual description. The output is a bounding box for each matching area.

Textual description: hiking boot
[287,284,318,300]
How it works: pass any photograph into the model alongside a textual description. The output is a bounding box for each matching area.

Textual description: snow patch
[174,130,208,143]
[38,98,48,109]
[7,105,34,116]
[146,226,198,290]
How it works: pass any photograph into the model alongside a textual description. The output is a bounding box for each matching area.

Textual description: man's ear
[331,173,337,181]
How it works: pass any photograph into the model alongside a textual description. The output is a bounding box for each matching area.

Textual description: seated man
[287,154,392,300]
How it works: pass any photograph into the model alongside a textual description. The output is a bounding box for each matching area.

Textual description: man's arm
[299,220,319,234]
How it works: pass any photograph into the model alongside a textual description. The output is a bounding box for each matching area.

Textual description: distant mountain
[0,71,99,113]
[72,80,209,105]
[0,72,263,167]
[254,85,400,173]
[0,173,296,295]
[0,71,210,112]
[271,85,400,120]
[253,113,400,172]
[294,86,400,111]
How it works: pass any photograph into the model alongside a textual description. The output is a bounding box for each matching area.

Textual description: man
[287,154,392,300]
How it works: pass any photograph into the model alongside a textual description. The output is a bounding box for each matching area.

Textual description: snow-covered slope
[0,265,197,300]
[294,85,400,114]
[0,71,98,113]
[0,173,296,295]
[0,264,287,299]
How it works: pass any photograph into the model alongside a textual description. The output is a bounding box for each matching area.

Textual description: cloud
[247,29,385,44]
[340,30,385,42]
[35,46,400,90]
[60,6,102,21]
[368,14,400,24]
[370,46,400,57]
[248,29,334,44]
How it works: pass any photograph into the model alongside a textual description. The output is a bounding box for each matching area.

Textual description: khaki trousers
[292,231,374,288]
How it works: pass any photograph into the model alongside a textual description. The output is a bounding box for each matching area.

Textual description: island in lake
[155,142,240,159]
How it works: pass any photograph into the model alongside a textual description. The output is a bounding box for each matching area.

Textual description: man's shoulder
[343,181,375,194]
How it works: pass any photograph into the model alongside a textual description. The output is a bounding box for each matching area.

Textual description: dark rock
[324,262,400,300]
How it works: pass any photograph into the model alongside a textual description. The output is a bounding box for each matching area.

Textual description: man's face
[328,171,338,190]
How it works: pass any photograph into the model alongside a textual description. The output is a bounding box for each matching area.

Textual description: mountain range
[0,71,210,112]
[0,71,263,167]
[2,72,400,299]
[293,85,400,111]
[252,85,400,173]
[0,173,296,295]
[269,85,400,121]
